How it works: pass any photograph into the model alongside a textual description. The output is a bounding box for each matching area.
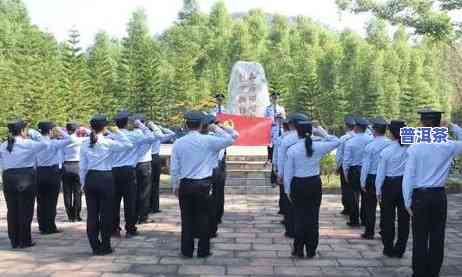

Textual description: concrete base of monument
[160,145,276,194]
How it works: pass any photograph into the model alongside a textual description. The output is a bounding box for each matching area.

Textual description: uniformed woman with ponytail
[283,121,340,258]
[375,120,410,258]
[0,120,49,248]
[79,115,134,255]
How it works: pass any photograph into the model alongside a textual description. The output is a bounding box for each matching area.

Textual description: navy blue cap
[418,107,443,122]
[370,117,388,128]
[287,113,309,124]
[203,114,217,125]
[38,121,56,133]
[66,122,79,130]
[7,120,26,133]
[184,111,206,123]
[214,92,225,98]
[90,115,108,127]
[344,115,356,126]
[389,120,406,130]
[113,111,132,121]
[354,116,370,127]
[270,91,281,97]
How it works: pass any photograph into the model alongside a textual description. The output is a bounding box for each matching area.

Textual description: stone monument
[227,61,270,117]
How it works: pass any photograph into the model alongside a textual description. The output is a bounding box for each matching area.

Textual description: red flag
[216,113,272,146]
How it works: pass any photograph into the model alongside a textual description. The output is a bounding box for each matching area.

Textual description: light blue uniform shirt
[342,132,373,176]
[111,126,158,168]
[270,123,283,147]
[284,136,340,194]
[277,130,298,178]
[151,128,176,155]
[170,127,237,190]
[79,133,134,186]
[210,105,228,116]
[264,104,286,120]
[0,137,49,170]
[135,126,164,163]
[63,131,90,162]
[360,136,391,187]
[335,130,354,169]
[34,132,72,167]
[375,141,409,194]
[402,124,462,208]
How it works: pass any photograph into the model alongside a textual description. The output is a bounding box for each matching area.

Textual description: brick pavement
[0,193,461,277]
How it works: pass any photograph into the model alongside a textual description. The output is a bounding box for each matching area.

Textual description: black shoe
[126,230,139,238]
[69,218,75,222]
[277,210,283,215]
[383,249,394,258]
[291,250,304,258]
[347,222,360,227]
[198,252,213,258]
[306,252,316,259]
[340,209,349,215]
[210,233,218,238]
[151,210,162,214]
[284,232,294,238]
[361,233,374,240]
[181,253,193,258]
[97,247,114,256]
[19,241,36,249]
[280,220,286,225]
[217,219,222,224]
[111,230,121,238]
[75,217,83,222]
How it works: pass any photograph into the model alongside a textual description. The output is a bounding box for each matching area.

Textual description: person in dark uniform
[360,117,390,239]
[402,109,462,277]
[273,119,290,215]
[0,120,49,248]
[375,120,410,258]
[132,114,157,224]
[170,111,238,258]
[150,125,175,214]
[62,123,90,222]
[277,113,310,238]
[80,115,134,255]
[343,117,372,227]
[111,111,160,238]
[336,115,355,215]
[32,122,72,234]
[284,120,340,258]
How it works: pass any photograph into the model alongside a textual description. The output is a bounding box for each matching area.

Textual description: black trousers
[215,159,226,223]
[179,178,212,257]
[37,165,61,233]
[136,161,152,221]
[291,176,322,256]
[2,168,36,248]
[84,170,114,253]
[339,166,350,214]
[347,166,362,224]
[112,166,137,233]
[151,154,161,213]
[62,161,82,220]
[363,174,377,236]
[412,188,447,277]
[381,176,409,256]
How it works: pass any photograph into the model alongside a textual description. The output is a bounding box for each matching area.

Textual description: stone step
[226,177,271,187]
[227,169,271,179]
[224,186,278,194]
[226,155,268,162]
[226,161,271,171]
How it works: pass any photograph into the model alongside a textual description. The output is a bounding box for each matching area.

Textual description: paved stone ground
[0,193,461,277]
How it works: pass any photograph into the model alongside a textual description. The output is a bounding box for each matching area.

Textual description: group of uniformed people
[0,112,176,255]
[1,89,462,277]
[269,100,462,277]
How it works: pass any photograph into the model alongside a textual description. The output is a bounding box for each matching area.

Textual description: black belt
[152,153,160,157]
[182,177,212,183]
[37,164,59,169]
[385,176,403,181]
[414,187,445,192]
[64,161,79,164]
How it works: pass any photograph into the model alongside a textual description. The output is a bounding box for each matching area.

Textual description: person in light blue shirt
[336,115,356,216]
[277,113,309,238]
[151,125,176,214]
[110,111,161,238]
[402,109,462,277]
[62,123,90,222]
[80,115,134,256]
[0,120,49,249]
[264,91,286,120]
[273,120,290,216]
[32,122,72,235]
[360,117,391,240]
[170,111,237,258]
[283,120,340,258]
[374,120,410,258]
[343,116,373,227]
